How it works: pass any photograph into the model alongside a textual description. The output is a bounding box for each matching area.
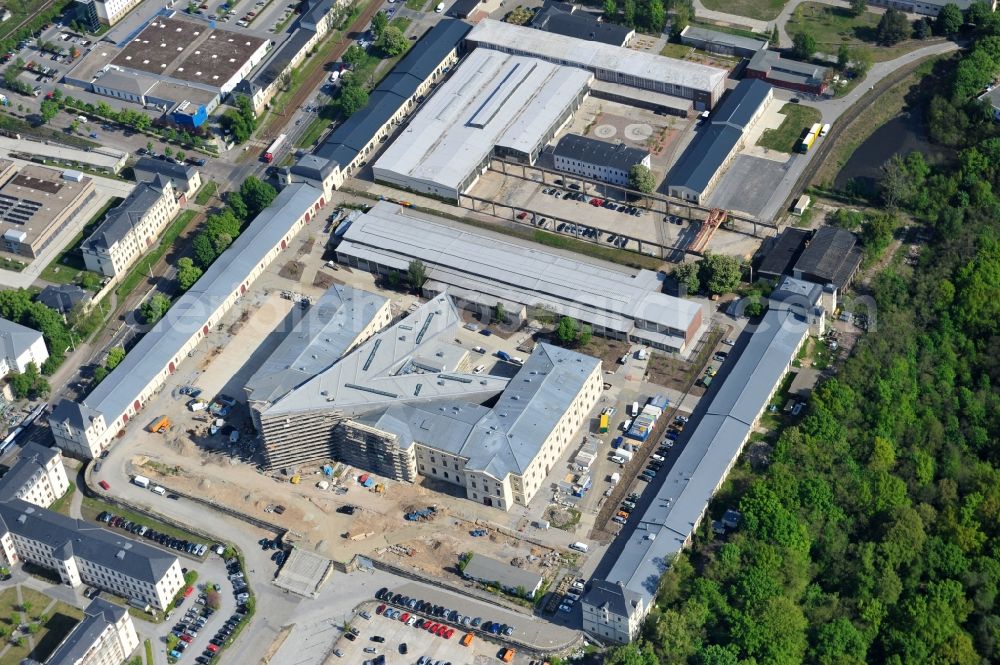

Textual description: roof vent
[17,514,26,523]
[116,550,126,559]
[320,391,328,396]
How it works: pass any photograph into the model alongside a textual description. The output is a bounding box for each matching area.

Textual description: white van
[435,1,444,11]
[151,486,166,496]
[569,541,589,553]
[631,401,640,416]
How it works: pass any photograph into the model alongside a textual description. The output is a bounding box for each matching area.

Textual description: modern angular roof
[81,179,170,252]
[373,49,592,194]
[50,183,323,434]
[554,134,649,172]
[244,284,389,408]
[354,341,599,480]
[596,293,815,610]
[467,19,726,95]
[45,598,128,665]
[263,294,510,419]
[36,284,89,315]
[337,202,702,337]
[0,317,44,365]
[462,553,543,590]
[0,500,178,583]
[793,226,858,284]
[531,5,634,46]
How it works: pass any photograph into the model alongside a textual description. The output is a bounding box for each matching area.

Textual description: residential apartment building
[41,597,140,665]
[91,0,141,26]
[81,177,180,278]
[0,445,184,611]
[553,134,650,187]
[132,158,202,200]
[0,318,49,378]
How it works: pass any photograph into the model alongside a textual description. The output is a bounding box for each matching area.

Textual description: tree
[140,294,171,325]
[39,99,58,123]
[105,346,125,371]
[578,324,592,346]
[876,9,912,45]
[79,271,101,290]
[623,0,636,27]
[850,0,867,15]
[967,1,993,26]
[492,302,506,324]
[406,259,426,292]
[792,32,817,60]
[771,24,779,43]
[240,177,277,218]
[339,83,369,117]
[838,43,851,70]
[177,257,203,291]
[192,233,218,268]
[19,601,31,614]
[671,3,690,37]
[206,590,222,610]
[227,191,248,222]
[852,46,873,76]
[647,0,666,32]
[603,0,617,20]
[674,262,700,293]
[556,316,579,345]
[913,17,932,39]
[371,10,388,38]
[935,3,963,35]
[628,164,655,193]
[700,253,741,295]
[9,362,49,399]
[343,44,366,68]
[377,26,408,57]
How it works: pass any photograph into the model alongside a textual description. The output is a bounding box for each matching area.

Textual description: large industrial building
[290,19,471,195]
[64,15,271,126]
[81,176,180,278]
[259,293,603,511]
[582,276,824,643]
[49,182,329,459]
[667,79,773,205]
[244,283,392,429]
[465,19,727,110]
[0,444,185,611]
[0,162,97,259]
[335,202,705,353]
[372,49,592,200]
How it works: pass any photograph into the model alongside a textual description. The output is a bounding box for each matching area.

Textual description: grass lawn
[0,255,26,272]
[785,3,930,62]
[757,103,823,153]
[80,494,207,545]
[194,181,218,206]
[48,481,76,516]
[404,0,427,9]
[389,16,411,32]
[296,115,331,149]
[701,0,787,21]
[114,209,198,299]
[660,42,694,59]
[39,197,121,286]
[0,586,83,665]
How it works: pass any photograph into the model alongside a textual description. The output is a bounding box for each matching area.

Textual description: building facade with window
[0,318,49,379]
[42,597,140,665]
[553,134,650,186]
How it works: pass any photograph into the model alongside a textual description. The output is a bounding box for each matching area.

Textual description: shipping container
[599,413,609,433]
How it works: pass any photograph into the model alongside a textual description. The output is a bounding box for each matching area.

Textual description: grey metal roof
[45,598,128,665]
[748,50,828,87]
[584,579,643,616]
[337,202,702,337]
[300,0,336,29]
[50,183,322,435]
[0,443,61,503]
[36,284,89,314]
[0,317,44,367]
[82,179,170,252]
[462,553,543,590]
[531,5,634,46]
[554,134,649,172]
[247,28,314,91]
[263,293,510,420]
[0,499,178,583]
[356,341,598,479]
[373,49,592,195]
[710,79,772,129]
[244,284,388,408]
[666,123,741,196]
[757,227,810,277]
[467,19,726,95]
[599,296,815,610]
[133,157,198,185]
[679,25,767,54]
[794,227,858,284]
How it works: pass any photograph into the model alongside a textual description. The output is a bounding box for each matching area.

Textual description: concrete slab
[707,154,792,219]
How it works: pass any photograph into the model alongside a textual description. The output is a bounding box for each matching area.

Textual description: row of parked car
[374,588,517,636]
[97,512,209,556]
[557,577,586,613]
[168,599,219,663]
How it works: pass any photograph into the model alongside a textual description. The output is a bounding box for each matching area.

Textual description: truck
[598,413,609,433]
[617,447,633,462]
[132,475,150,489]
[609,472,621,485]
[147,415,170,433]
[798,123,822,153]
[263,133,286,163]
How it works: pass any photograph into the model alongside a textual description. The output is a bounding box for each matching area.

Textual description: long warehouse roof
[336,202,702,335]
[466,19,726,94]
[51,183,322,430]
